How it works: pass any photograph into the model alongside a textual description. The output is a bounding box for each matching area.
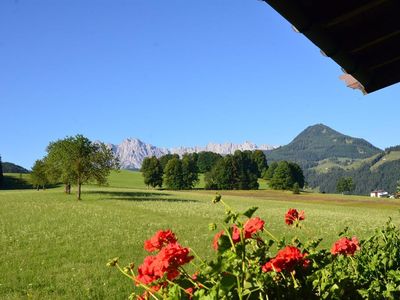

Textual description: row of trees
[141,154,199,190]
[30,135,118,199]
[141,150,307,192]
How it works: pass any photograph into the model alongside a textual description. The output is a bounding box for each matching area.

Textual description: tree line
[141,150,304,192]
[30,134,118,199]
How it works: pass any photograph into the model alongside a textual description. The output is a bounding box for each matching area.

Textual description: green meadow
[1,170,400,299]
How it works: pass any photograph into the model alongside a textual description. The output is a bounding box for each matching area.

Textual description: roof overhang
[263,0,400,94]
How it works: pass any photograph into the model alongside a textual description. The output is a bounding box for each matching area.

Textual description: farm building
[370,190,389,198]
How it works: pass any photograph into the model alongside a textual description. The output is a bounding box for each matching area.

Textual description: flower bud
[212,193,221,204]
[208,223,217,231]
[129,262,135,270]
[106,257,119,267]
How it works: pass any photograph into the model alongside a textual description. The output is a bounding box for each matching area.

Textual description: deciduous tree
[31,159,49,190]
[251,150,268,178]
[182,154,199,189]
[141,156,163,188]
[45,135,118,200]
[163,158,184,190]
[336,177,355,194]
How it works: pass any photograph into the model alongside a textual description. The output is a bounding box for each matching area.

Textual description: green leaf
[218,235,232,253]
[242,206,258,218]
[220,274,237,292]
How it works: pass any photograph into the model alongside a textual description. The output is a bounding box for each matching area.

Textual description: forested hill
[2,162,30,173]
[265,124,382,163]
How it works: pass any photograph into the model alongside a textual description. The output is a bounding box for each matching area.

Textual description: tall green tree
[336,177,355,194]
[288,162,305,188]
[159,154,180,171]
[31,159,49,190]
[251,150,268,178]
[205,155,236,190]
[269,161,294,190]
[182,154,199,189]
[197,152,223,173]
[163,158,184,190]
[141,156,163,188]
[204,151,259,190]
[45,135,118,200]
[233,150,259,190]
[269,161,304,190]
[263,161,278,180]
[0,155,3,189]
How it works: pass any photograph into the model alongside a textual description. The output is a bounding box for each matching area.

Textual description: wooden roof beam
[325,0,389,28]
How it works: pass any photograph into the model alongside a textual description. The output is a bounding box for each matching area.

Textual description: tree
[263,161,278,180]
[197,152,223,173]
[31,159,49,190]
[182,154,199,189]
[205,155,236,190]
[141,156,163,188]
[45,135,118,200]
[251,150,268,178]
[288,162,305,188]
[270,161,294,190]
[159,154,180,171]
[204,151,259,190]
[292,182,300,194]
[163,158,184,190]
[0,155,3,189]
[336,177,355,194]
[233,150,259,190]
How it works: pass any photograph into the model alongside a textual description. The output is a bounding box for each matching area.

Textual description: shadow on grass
[87,190,198,203]
[1,175,32,190]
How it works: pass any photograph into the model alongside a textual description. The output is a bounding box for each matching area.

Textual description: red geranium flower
[213,230,225,250]
[331,237,360,256]
[285,208,305,226]
[144,230,177,252]
[262,246,309,273]
[243,217,265,239]
[137,243,193,284]
[232,225,241,243]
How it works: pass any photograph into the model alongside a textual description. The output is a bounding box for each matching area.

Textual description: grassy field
[1,170,400,299]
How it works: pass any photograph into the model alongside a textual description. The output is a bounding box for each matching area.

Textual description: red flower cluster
[144,230,177,252]
[331,237,360,256]
[262,246,309,273]
[285,208,305,226]
[137,230,193,287]
[243,217,265,239]
[212,217,265,250]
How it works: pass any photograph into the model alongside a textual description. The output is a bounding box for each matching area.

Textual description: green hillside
[2,162,30,174]
[266,124,382,163]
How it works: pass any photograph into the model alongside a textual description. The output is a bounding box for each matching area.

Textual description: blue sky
[1,0,399,169]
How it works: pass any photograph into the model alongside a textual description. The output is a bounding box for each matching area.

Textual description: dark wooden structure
[263,0,400,94]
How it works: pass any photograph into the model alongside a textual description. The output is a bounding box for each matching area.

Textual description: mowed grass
[1,170,400,299]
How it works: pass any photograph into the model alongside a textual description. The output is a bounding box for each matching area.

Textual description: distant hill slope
[2,162,30,173]
[266,124,382,164]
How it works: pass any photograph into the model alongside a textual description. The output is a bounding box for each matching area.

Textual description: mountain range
[108,139,276,170]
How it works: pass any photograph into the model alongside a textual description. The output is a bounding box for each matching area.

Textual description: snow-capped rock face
[109,138,276,169]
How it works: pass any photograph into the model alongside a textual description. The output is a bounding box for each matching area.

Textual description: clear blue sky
[1,0,399,169]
